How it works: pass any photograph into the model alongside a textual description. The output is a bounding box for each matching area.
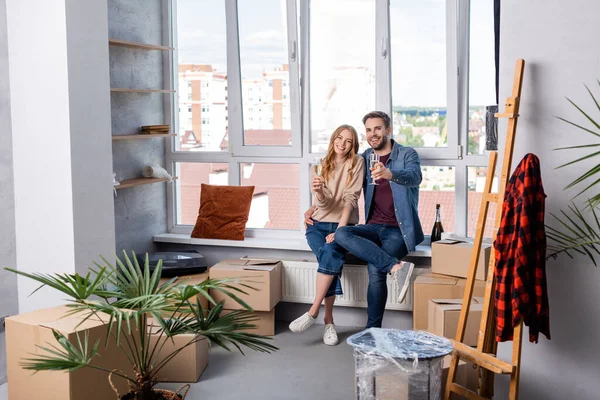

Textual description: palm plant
[546,81,600,265]
[5,251,278,400]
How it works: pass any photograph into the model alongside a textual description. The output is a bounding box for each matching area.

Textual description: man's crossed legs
[335,223,414,328]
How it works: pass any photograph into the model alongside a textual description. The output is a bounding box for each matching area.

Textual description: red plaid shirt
[494,153,551,343]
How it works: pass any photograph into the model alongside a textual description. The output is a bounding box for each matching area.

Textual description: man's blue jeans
[335,224,409,328]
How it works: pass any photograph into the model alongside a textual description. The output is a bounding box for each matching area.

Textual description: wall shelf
[110,88,175,93]
[115,176,178,190]
[112,134,176,140]
[109,38,174,51]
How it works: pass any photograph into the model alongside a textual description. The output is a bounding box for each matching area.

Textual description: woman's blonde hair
[320,124,360,186]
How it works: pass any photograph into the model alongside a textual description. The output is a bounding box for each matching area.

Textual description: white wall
[66,0,116,272]
[496,1,600,398]
[6,0,115,313]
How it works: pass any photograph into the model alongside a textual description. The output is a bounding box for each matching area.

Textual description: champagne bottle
[431,204,444,243]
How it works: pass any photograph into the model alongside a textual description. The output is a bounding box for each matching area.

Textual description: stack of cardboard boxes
[5,258,283,399]
[412,238,493,395]
[209,258,282,336]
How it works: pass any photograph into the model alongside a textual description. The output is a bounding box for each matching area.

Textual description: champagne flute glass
[314,157,323,177]
[369,153,380,185]
[314,157,323,191]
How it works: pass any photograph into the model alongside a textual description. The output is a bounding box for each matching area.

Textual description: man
[305,111,424,328]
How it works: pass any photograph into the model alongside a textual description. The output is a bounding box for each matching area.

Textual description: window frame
[227,0,301,158]
[166,0,493,239]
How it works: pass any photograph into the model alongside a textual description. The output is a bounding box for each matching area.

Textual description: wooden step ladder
[443,59,525,400]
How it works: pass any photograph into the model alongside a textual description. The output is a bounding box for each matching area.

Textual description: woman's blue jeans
[305,221,347,297]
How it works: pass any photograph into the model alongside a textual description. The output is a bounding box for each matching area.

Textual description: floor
[159,322,362,400]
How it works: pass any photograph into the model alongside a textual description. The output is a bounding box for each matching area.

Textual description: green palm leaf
[549,81,600,265]
[554,83,600,205]
[20,330,97,373]
[546,201,600,266]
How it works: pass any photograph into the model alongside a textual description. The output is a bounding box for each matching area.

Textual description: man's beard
[371,134,389,151]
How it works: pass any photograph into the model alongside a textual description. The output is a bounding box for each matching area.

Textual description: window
[240,163,300,230]
[175,0,227,152]
[390,0,448,152]
[467,166,497,238]
[169,0,492,238]
[468,0,496,156]
[419,166,455,236]
[309,0,376,154]
[175,162,229,225]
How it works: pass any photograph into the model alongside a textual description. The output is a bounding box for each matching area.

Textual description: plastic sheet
[347,329,453,400]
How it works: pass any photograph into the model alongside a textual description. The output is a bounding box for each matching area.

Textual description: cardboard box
[148,325,209,383]
[209,259,282,311]
[428,298,483,346]
[432,239,491,280]
[6,306,133,400]
[160,270,211,311]
[413,271,486,330]
[220,308,276,336]
[441,356,479,399]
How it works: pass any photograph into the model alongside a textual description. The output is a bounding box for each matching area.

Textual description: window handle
[289,40,297,62]
[381,38,388,59]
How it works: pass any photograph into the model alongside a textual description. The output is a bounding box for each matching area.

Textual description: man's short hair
[362,111,391,129]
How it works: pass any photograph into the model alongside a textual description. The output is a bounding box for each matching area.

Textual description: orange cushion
[191,184,255,240]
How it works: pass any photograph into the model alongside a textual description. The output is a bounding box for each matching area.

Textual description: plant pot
[119,385,190,400]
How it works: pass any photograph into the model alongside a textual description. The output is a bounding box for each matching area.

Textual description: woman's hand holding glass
[312,176,325,193]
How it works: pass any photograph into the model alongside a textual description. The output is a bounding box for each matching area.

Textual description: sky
[176,0,496,108]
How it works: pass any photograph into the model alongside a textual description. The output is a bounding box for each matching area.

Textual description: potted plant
[5,251,278,400]
[546,81,600,265]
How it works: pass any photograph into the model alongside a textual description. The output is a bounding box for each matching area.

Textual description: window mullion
[225,0,243,158]
[375,0,391,114]
[457,0,470,153]
[299,0,311,231]
[445,0,459,158]
[164,0,176,231]
[229,159,240,187]
[454,163,467,237]
[287,0,301,158]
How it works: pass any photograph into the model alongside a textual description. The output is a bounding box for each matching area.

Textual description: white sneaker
[289,312,315,333]
[393,261,415,303]
[323,324,339,346]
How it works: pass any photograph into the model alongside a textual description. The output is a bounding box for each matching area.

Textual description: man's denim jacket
[361,140,424,252]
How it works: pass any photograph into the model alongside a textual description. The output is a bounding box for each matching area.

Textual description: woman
[289,124,365,345]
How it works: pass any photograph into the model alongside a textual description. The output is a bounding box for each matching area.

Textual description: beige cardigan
[310,155,365,224]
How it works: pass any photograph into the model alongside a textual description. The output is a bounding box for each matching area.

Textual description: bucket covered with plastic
[347,329,453,400]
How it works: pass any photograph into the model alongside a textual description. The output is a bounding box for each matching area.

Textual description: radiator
[281,261,423,311]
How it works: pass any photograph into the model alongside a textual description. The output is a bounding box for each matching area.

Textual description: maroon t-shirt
[367,154,398,226]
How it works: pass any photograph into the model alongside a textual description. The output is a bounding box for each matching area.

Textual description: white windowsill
[153,233,432,257]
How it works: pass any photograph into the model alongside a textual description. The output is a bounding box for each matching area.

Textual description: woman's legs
[308,272,336,318]
[290,222,346,336]
[323,295,335,324]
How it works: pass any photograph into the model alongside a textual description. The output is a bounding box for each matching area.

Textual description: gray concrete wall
[0,0,18,385]
[495,1,600,399]
[108,0,168,255]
